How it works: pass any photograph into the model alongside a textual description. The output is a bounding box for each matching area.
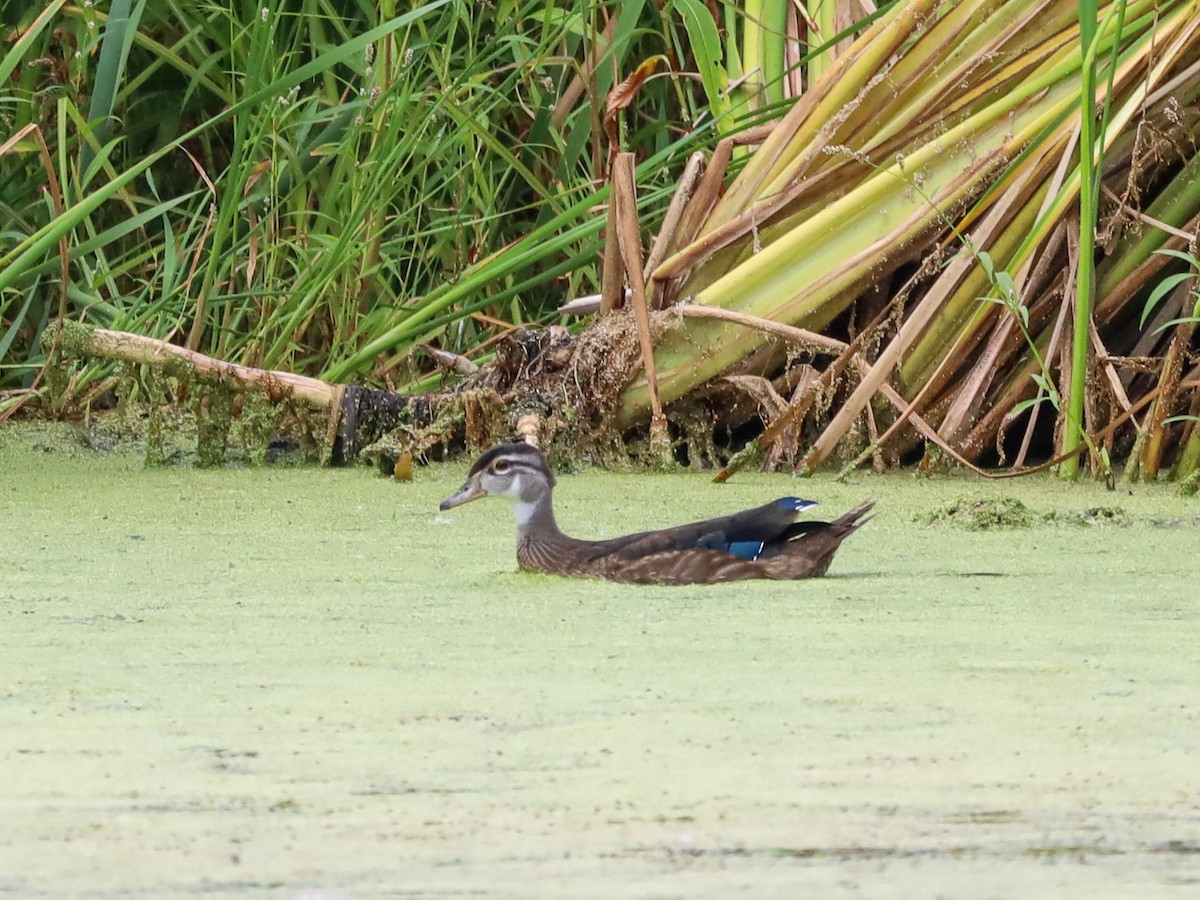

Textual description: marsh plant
[3,0,1199,482]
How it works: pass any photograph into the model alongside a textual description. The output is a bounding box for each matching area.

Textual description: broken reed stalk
[668,137,734,277]
[643,151,706,310]
[612,152,670,460]
[599,186,624,315]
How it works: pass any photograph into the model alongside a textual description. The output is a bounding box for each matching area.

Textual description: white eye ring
[492,460,510,474]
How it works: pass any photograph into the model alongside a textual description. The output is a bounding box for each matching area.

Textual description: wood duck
[439,443,873,585]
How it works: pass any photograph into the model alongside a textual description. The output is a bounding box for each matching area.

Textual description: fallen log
[48,320,443,465]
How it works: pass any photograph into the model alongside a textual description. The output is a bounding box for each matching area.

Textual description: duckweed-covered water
[2,423,1198,897]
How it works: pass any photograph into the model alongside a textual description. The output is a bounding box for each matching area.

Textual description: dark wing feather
[583,499,801,562]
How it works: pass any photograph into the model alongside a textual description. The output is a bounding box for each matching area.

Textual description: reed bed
[2,1,1198,484]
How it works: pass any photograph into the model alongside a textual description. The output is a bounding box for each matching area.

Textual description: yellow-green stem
[1062,0,1103,479]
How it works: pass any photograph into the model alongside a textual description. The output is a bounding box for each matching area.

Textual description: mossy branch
[46,320,338,409]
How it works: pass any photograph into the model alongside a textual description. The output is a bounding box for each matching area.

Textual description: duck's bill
[439,478,486,510]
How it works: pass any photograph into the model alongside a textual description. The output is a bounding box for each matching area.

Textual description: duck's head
[439,443,557,511]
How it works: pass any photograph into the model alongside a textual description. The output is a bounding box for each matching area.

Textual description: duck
[439,442,873,585]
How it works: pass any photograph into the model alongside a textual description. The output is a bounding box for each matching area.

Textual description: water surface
[2,423,1198,897]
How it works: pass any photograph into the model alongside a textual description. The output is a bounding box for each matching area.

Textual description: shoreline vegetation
[3,1,1199,485]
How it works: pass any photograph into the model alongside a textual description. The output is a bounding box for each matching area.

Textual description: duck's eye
[491,460,510,474]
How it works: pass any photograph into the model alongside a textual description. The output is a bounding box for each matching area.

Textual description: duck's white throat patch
[506,474,537,526]
[513,500,537,526]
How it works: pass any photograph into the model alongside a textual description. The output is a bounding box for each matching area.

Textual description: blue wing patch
[726,540,766,561]
[696,532,764,560]
[777,497,819,513]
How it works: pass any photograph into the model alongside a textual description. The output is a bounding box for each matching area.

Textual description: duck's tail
[765,500,875,579]
[829,500,875,537]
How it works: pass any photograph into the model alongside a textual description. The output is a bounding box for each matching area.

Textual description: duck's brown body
[441,443,873,585]
[512,497,873,585]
